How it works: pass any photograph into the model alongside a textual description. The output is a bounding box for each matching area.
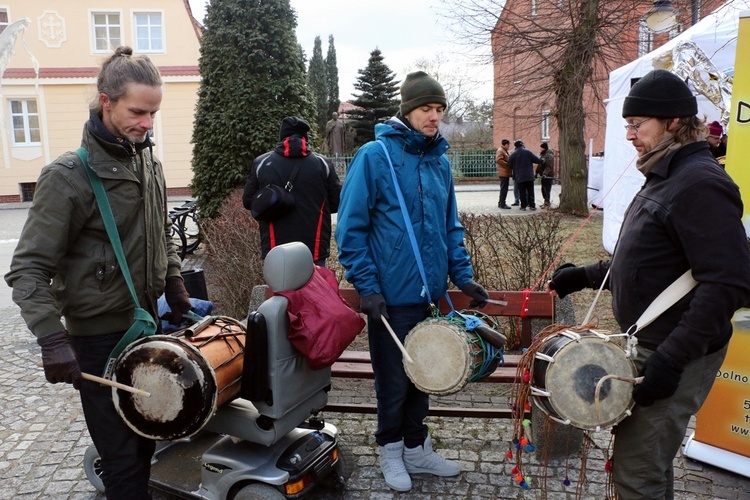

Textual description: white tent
[600,1,750,253]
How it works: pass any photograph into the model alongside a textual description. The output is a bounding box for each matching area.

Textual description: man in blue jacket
[335,71,489,492]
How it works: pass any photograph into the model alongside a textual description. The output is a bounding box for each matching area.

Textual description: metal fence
[327,150,497,181]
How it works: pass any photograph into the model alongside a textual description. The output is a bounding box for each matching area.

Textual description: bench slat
[331,361,519,383]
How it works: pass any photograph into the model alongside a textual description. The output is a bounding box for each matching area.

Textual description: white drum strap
[631,269,698,333]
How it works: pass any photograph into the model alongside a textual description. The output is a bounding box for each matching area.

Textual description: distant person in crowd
[508,140,540,211]
[325,111,346,156]
[511,141,522,206]
[536,142,555,208]
[546,69,750,500]
[243,116,341,266]
[335,71,489,492]
[706,120,726,159]
[5,46,190,499]
[495,139,512,209]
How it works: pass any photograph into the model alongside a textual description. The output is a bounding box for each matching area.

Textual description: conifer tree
[325,35,340,118]
[348,48,400,146]
[308,36,329,139]
[191,0,313,217]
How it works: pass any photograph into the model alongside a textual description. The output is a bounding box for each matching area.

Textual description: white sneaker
[403,435,461,477]
[378,440,412,492]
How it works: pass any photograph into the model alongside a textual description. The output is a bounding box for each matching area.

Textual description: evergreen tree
[325,35,340,118]
[348,48,400,146]
[308,36,328,139]
[191,0,314,218]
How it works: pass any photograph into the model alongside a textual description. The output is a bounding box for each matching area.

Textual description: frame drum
[403,318,500,395]
[531,330,636,430]
[112,322,245,440]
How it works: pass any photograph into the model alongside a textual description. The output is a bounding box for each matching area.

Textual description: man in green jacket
[5,46,190,500]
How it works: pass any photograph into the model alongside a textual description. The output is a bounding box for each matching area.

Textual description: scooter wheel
[234,482,285,500]
[83,446,105,493]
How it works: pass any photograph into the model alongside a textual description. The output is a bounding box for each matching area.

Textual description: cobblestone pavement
[2,190,750,499]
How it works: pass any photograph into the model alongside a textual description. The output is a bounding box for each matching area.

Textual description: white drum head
[403,320,472,395]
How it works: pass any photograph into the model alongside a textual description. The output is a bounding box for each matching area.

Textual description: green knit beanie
[399,71,447,115]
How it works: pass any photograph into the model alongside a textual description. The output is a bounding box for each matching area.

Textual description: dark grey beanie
[622,69,697,118]
[279,116,310,140]
[400,71,447,115]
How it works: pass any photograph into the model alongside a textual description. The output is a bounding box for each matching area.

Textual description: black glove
[632,351,683,407]
[37,330,82,390]
[548,263,589,298]
[360,293,388,322]
[165,276,192,325]
[460,281,489,308]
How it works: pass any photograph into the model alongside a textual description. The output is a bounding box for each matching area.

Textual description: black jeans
[368,305,430,448]
[517,180,536,208]
[72,333,155,500]
[540,176,554,204]
[498,177,510,206]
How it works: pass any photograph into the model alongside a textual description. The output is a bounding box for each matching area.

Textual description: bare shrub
[201,188,264,318]
[460,211,565,345]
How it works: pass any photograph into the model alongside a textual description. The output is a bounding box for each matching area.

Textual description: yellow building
[0,0,201,202]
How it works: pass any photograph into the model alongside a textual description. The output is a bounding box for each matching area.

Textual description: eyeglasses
[624,117,652,132]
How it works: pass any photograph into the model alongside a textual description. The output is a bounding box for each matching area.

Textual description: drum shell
[112,323,245,440]
[531,331,636,430]
[403,318,499,396]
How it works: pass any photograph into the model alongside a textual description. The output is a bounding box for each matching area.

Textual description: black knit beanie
[279,116,310,140]
[399,71,447,115]
[622,69,697,118]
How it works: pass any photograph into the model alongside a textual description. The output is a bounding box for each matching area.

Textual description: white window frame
[0,7,9,34]
[541,110,551,141]
[638,22,653,57]
[9,98,41,146]
[133,11,164,53]
[91,11,122,53]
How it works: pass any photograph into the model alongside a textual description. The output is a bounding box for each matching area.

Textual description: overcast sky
[186,0,493,102]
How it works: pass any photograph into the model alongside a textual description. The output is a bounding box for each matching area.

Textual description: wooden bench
[327,289,554,419]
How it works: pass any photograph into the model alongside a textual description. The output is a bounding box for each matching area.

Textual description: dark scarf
[87,110,152,158]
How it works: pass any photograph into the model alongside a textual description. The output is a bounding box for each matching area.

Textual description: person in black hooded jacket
[243,116,341,266]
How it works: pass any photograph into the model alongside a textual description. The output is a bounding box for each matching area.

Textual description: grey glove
[360,293,388,322]
[37,330,82,390]
[460,281,489,308]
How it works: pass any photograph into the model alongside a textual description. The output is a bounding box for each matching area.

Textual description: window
[10,99,41,145]
[0,9,8,34]
[20,182,36,202]
[638,23,653,57]
[92,12,121,52]
[541,110,551,141]
[134,12,163,52]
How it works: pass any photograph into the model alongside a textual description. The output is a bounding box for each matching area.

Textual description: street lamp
[644,0,680,33]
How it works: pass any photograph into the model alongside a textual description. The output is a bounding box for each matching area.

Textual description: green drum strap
[74,147,156,378]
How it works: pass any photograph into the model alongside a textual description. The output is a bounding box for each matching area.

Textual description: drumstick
[474,324,508,349]
[486,299,509,307]
[381,317,414,364]
[82,373,152,398]
[594,375,643,421]
[36,364,151,397]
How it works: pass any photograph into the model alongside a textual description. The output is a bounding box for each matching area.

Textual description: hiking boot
[379,440,412,491]
[519,207,526,211]
[500,204,511,210]
[511,202,520,206]
[403,436,461,477]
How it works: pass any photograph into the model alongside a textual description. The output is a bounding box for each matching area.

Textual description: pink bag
[276,266,365,369]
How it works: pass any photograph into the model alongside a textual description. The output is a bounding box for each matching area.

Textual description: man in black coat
[243,117,341,266]
[507,140,540,210]
[546,70,750,499]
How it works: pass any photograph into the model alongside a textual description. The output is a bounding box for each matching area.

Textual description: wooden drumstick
[381,316,414,364]
[36,364,151,397]
[474,324,508,349]
[82,373,152,397]
[485,299,509,307]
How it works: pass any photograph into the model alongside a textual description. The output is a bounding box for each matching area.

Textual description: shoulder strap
[74,147,156,378]
[284,160,303,192]
[376,140,434,306]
